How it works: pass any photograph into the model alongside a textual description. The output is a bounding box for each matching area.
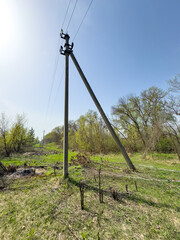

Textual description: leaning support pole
[70,52,136,171]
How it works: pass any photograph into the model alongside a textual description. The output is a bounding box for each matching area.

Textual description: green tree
[0,113,12,157]
[44,126,64,146]
[26,128,35,147]
[10,114,27,153]
[76,110,113,153]
[68,120,78,150]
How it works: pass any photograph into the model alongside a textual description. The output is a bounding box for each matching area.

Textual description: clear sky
[0,0,180,139]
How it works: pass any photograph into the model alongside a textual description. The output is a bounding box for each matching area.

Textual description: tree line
[44,76,180,159]
[0,114,37,158]
[1,76,179,159]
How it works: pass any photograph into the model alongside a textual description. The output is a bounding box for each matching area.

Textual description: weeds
[0,147,179,239]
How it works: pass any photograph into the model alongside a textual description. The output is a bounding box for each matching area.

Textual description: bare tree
[165,76,180,159]
[112,87,168,155]
[168,74,180,92]
[0,113,11,157]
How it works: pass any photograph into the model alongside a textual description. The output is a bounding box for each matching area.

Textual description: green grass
[0,147,180,239]
[1,145,78,168]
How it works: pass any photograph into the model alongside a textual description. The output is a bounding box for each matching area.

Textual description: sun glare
[0,0,13,47]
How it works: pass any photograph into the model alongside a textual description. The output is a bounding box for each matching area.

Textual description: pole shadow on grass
[68,177,180,212]
[126,194,180,212]
[69,177,126,204]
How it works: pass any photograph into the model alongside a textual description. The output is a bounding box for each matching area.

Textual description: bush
[155,137,174,153]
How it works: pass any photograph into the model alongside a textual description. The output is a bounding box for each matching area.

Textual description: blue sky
[0,0,180,139]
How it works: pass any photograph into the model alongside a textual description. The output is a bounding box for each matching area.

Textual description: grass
[0,146,180,239]
[1,145,78,168]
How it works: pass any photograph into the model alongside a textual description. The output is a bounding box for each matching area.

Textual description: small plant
[98,166,103,203]
[7,165,16,173]
[125,184,129,194]
[81,231,88,239]
[94,175,96,182]
[97,207,104,240]
[52,165,58,175]
[111,189,119,201]
[134,181,138,191]
[99,189,103,203]
[79,181,85,210]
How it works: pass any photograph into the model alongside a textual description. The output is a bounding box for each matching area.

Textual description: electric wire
[61,0,71,30]
[54,69,65,105]
[46,48,60,117]
[46,0,93,131]
[73,0,94,41]
[66,0,78,32]
[50,0,78,122]
[46,0,73,119]
[48,68,65,124]
[60,0,72,46]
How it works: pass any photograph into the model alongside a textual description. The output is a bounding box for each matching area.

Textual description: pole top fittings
[60,30,74,55]
[60,29,69,40]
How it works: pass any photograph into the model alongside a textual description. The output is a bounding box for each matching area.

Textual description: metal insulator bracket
[60,46,65,55]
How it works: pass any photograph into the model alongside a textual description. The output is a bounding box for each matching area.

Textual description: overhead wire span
[46,49,60,117]
[73,0,94,41]
[48,69,65,124]
[66,0,79,32]
[61,0,71,30]
[45,0,73,119]
[46,0,94,126]
[54,69,65,105]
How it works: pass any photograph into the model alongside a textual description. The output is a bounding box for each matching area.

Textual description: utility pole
[60,31,136,173]
[60,31,74,178]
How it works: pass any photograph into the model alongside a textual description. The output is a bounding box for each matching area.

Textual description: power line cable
[46,0,93,125]
[61,0,72,30]
[47,68,65,124]
[46,49,60,117]
[66,0,78,32]
[46,0,73,118]
[73,0,94,41]
[54,69,65,105]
